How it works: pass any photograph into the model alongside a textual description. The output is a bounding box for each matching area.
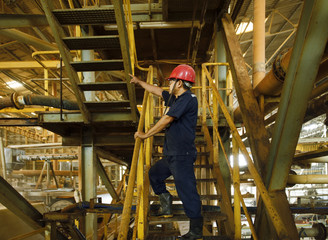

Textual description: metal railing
[202,63,289,239]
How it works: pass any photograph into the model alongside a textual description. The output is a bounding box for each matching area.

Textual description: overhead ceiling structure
[1,0,328,239]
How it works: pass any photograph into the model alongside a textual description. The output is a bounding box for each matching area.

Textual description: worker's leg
[169,155,202,218]
[149,156,172,194]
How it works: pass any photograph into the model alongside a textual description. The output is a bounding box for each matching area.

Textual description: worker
[130,64,203,240]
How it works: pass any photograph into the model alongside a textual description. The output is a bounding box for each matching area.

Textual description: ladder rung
[78,82,127,91]
[53,8,116,25]
[70,60,124,71]
[165,178,216,184]
[63,36,120,50]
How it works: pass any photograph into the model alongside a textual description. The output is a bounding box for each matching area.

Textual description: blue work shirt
[162,90,198,156]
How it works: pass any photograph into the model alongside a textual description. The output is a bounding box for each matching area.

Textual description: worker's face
[169,79,180,94]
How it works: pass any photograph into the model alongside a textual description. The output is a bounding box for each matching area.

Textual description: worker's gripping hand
[129,74,141,85]
[134,131,148,140]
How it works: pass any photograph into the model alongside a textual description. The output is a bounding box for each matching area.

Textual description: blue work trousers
[149,155,202,219]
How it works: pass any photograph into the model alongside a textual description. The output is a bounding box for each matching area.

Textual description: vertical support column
[232,138,241,240]
[253,0,266,88]
[137,142,145,239]
[0,137,6,180]
[216,31,231,197]
[81,126,97,240]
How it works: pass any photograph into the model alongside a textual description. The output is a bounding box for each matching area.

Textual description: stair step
[153,139,207,147]
[149,194,221,201]
[152,152,210,158]
[193,164,213,168]
[165,179,216,184]
[84,101,130,112]
[78,82,127,91]
[63,35,120,50]
[53,8,116,25]
[149,212,226,225]
[71,60,124,71]
[146,236,230,240]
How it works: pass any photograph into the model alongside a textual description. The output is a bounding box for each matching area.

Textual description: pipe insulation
[0,93,79,110]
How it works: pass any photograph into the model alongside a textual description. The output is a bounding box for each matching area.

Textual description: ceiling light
[7,81,23,89]
[236,22,253,35]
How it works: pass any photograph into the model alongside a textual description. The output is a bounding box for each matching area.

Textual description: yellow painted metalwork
[202,63,289,238]
[203,76,258,240]
[137,142,145,239]
[118,66,152,240]
[0,61,59,69]
[0,107,51,113]
[232,138,241,240]
[10,227,47,240]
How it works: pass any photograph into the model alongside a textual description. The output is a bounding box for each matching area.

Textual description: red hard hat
[167,64,196,83]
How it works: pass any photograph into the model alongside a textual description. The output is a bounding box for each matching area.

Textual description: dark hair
[182,80,192,90]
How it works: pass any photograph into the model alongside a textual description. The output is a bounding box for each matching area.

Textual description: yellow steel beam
[0,107,51,113]
[118,69,150,240]
[203,65,289,239]
[0,61,59,69]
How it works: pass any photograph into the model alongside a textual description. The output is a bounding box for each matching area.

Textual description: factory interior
[0,0,327,239]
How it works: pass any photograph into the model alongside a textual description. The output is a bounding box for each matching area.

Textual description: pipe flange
[11,93,24,109]
[313,223,326,240]
[272,49,290,83]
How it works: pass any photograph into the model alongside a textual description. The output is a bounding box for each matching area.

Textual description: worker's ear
[177,80,183,87]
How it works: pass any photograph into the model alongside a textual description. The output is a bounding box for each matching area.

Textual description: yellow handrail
[118,66,153,240]
[202,63,289,238]
[203,96,258,240]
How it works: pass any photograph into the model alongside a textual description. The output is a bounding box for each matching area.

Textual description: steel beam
[266,0,328,192]
[255,1,328,239]
[0,61,59,69]
[96,147,128,166]
[112,0,137,122]
[0,176,43,229]
[0,14,48,28]
[81,126,97,240]
[96,156,120,201]
[39,111,134,123]
[0,118,39,126]
[0,29,57,51]
[221,14,270,176]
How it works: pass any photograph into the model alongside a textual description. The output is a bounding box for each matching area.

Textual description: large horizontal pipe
[240,173,328,184]
[18,154,78,161]
[235,45,328,122]
[0,93,79,111]
[12,170,78,176]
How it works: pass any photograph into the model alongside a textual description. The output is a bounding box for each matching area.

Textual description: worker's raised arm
[129,74,163,97]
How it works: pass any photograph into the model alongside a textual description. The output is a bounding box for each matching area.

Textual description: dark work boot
[178,217,203,240]
[156,192,173,217]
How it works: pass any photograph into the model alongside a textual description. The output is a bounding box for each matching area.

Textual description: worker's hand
[129,74,141,85]
[134,131,148,140]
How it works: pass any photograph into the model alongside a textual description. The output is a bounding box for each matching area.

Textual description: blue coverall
[149,90,202,219]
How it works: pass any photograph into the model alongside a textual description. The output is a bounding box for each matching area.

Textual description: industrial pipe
[12,170,78,176]
[240,173,328,184]
[0,92,79,110]
[253,0,266,87]
[18,154,78,161]
[234,44,328,122]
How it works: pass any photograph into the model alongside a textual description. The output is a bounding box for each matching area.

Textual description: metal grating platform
[70,60,124,71]
[53,8,116,25]
[84,101,130,111]
[63,35,120,50]
[78,82,127,91]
